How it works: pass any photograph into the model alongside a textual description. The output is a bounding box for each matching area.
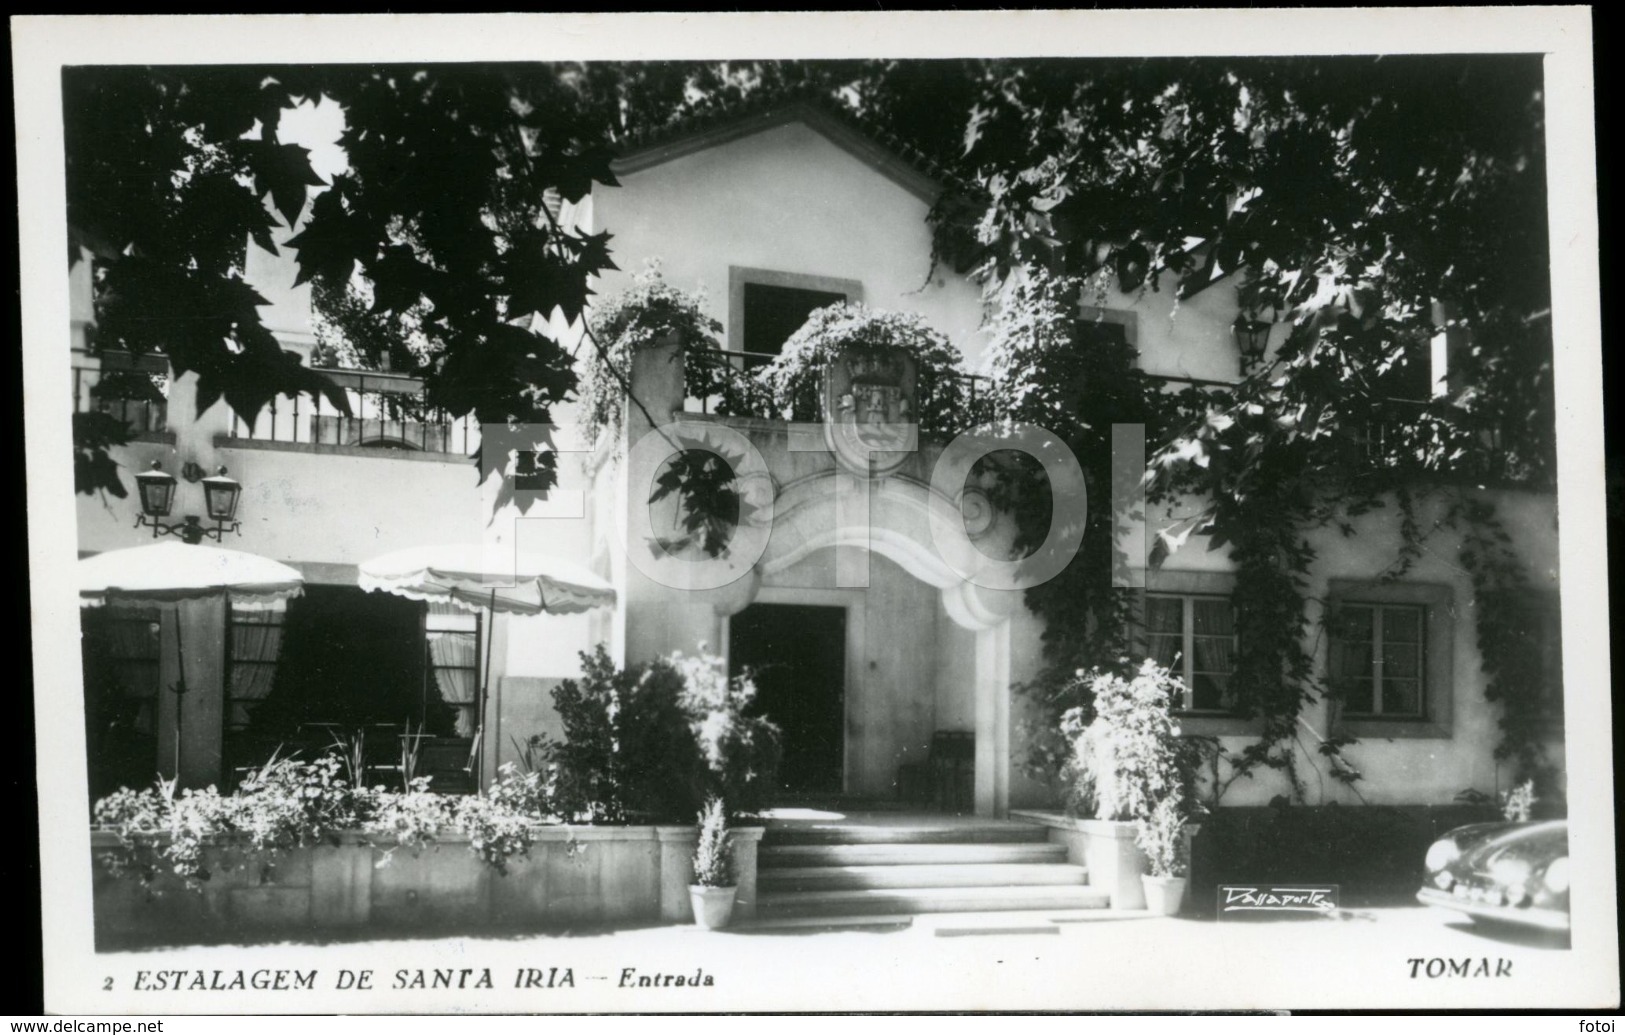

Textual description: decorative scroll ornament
[823,345,919,477]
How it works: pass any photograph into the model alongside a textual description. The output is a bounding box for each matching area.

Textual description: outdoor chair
[896,730,975,813]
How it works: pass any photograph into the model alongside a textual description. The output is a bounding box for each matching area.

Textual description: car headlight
[1425,839,1462,872]
[1543,856,1570,895]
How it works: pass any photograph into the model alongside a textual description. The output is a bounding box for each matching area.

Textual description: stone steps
[753,812,1107,923]
[761,862,1089,892]
[762,821,1051,846]
[760,842,1070,868]
[756,883,1110,918]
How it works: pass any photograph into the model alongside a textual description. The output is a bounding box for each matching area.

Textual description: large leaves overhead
[66,63,633,499]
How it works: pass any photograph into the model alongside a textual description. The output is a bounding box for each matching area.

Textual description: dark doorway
[729,603,846,795]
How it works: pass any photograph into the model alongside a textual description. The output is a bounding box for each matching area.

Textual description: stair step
[917,909,1134,936]
[730,913,918,934]
[763,822,1051,846]
[760,842,1069,868]
[761,863,1089,892]
[758,884,1110,918]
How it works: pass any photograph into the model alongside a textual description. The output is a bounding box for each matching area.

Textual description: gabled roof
[612,92,952,205]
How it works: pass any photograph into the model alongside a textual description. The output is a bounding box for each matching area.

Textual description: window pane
[1191,598,1233,636]
[1342,678,1379,714]
[1382,677,1423,717]
[742,283,847,357]
[1147,633,1182,671]
[1190,672,1232,712]
[1382,606,1422,644]
[1145,595,1184,633]
[1336,606,1375,642]
[1381,637,1421,679]
[1190,635,1233,676]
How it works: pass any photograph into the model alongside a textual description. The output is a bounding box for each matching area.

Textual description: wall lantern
[135,461,243,544]
[1233,313,1274,371]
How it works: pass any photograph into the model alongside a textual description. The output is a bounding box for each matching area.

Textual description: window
[729,267,863,368]
[228,607,285,732]
[742,283,847,357]
[84,609,162,734]
[1330,603,1426,718]
[81,608,162,797]
[1376,336,1439,402]
[1326,580,1454,738]
[1076,307,1135,351]
[1144,593,1236,713]
[427,604,480,738]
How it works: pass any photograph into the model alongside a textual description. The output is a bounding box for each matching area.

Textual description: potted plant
[688,796,738,929]
[1135,795,1190,916]
[1057,660,1188,908]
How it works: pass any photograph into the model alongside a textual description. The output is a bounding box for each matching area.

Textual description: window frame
[1077,305,1139,349]
[728,266,864,357]
[86,607,163,733]
[226,606,285,734]
[1131,570,1260,736]
[1144,591,1238,716]
[425,608,482,739]
[1330,602,1428,719]
[1325,579,1455,740]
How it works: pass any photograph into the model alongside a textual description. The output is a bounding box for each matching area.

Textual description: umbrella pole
[480,588,496,790]
[171,612,187,782]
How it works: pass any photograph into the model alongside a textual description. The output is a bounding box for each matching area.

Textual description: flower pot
[1141,874,1187,917]
[688,884,738,929]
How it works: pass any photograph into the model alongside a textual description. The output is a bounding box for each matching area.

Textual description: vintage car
[1417,820,1569,931]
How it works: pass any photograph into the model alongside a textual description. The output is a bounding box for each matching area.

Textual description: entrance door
[729,603,846,795]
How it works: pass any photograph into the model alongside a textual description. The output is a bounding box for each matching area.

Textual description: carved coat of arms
[823,346,918,477]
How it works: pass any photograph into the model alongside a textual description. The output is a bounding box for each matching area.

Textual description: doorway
[729,603,847,795]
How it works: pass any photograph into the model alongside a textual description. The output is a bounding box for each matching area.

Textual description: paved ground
[81,904,1591,1014]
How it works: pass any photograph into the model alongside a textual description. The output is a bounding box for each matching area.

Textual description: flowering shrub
[581,261,730,446]
[94,752,564,887]
[94,645,782,888]
[1501,779,1538,823]
[366,779,454,857]
[669,647,781,818]
[756,302,976,436]
[1061,660,1187,822]
[454,788,537,875]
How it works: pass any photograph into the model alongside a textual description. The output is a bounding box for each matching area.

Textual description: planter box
[1011,811,1147,910]
[91,824,763,947]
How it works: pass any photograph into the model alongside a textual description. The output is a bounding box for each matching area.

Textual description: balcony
[72,351,169,438]
[222,368,479,458]
[680,346,996,423]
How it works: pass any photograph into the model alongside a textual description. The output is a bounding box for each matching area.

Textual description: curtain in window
[105,616,160,734]
[1190,599,1234,674]
[428,631,478,736]
[1145,596,1183,670]
[230,614,285,728]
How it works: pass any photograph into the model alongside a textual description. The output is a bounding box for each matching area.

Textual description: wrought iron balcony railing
[224,368,479,456]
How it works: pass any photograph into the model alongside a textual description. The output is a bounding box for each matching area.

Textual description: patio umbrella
[78,541,305,779]
[357,544,616,785]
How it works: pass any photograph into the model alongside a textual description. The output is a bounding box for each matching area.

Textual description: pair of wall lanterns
[134,461,243,545]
